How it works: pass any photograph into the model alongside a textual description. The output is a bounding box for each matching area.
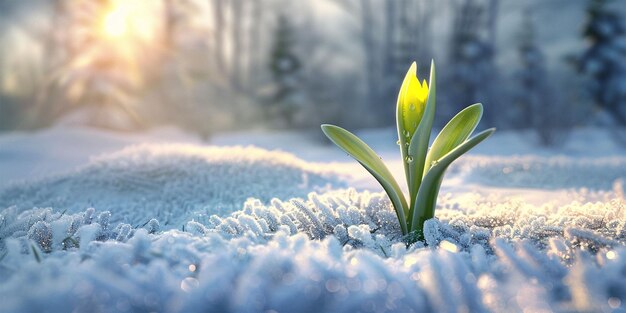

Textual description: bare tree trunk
[397,0,415,67]
[246,0,263,92]
[360,0,383,124]
[231,0,245,91]
[162,0,176,50]
[487,0,499,52]
[416,0,434,62]
[32,0,67,128]
[212,0,226,75]
[383,0,396,81]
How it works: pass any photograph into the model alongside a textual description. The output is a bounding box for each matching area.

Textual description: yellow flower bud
[397,62,429,140]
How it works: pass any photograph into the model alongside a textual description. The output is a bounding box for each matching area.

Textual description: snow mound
[1,139,626,312]
[191,189,403,245]
[0,144,345,228]
[1,190,625,312]
[7,185,623,262]
[196,186,625,255]
[454,155,626,189]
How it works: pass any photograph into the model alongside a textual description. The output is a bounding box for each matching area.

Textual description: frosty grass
[0,144,625,313]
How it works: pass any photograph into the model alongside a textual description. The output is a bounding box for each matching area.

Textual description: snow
[0,144,344,228]
[0,125,201,187]
[1,125,626,312]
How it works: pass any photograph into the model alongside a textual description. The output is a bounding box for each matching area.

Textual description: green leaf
[406,60,436,221]
[410,128,495,232]
[423,103,483,177]
[321,124,409,234]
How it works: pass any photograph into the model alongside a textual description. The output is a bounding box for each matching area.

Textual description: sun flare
[103,7,129,38]
[99,0,159,42]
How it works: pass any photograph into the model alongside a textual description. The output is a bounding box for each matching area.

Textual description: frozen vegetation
[0,127,625,313]
[0,144,344,228]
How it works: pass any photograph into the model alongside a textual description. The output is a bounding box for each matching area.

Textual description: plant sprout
[321,61,495,241]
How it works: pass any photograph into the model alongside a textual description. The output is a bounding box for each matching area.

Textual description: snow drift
[1,140,626,313]
[455,155,626,189]
[0,186,624,312]
[0,144,345,228]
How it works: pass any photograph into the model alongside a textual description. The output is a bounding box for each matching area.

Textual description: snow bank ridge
[0,144,345,227]
[456,155,626,189]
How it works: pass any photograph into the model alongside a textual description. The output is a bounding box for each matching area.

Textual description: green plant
[321,61,495,241]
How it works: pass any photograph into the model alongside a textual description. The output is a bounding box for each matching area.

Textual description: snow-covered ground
[0,125,625,313]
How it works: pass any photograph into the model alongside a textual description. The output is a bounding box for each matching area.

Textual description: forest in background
[0,0,625,145]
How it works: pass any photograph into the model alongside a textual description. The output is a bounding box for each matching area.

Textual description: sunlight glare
[103,8,128,38]
[403,255,418,267]
[606,250,617,260]
[440,240,459,253]
[100,0,159,42]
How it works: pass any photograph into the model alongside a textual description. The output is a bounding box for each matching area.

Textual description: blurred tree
[0,0,67,130]
[268,14,302,128]
[230,0,244,91]
[357,0,383,124]
[332,0,434,127]
[579,0,626,127]
[514,9,570,146]
[208,0,264,94]
[383,0,434,121]
[0,94,20,131]
[447,0,500,127]
[19,0,172,130]
[0,0,29,129]
[246,0,265,91]
[514,10,546,129]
